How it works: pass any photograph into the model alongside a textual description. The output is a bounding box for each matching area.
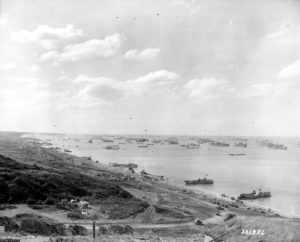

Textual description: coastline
[31,134,299,221]
[1,132,300,241]
[30,134,299,220]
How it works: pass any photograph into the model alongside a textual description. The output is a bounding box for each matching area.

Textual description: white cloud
[182,78,230,99]
[72,76,125,106]
[40,33,123,62]
[238,83,273,98]
[279,59,300,79]
[238,82,292,98]
[11,24,83,50]
[0,14,8,26]
[72,70,179,105]
[0,63,17,70]
[124,48,160,60]
[127,70,179,94]
[29,65,41,73]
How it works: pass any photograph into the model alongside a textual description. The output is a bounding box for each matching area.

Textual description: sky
[1,0,300,136]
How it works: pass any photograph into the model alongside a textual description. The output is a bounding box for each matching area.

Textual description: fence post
[93,221,96,239]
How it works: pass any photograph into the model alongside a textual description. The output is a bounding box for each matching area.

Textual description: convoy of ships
[58,135,281,201]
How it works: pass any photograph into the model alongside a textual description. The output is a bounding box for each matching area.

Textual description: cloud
[40,33,123,62]
[29,65,41,73]
[0,63,17,70]
[124,48,160,60]
[182,78,230,100]
[73,70,179,105]
[238,83,273,98]
[169,0,200,15]
[126,70,179,94]
[279,59,300,79]
[11,24,83,50]
[0,14,8,26]
[73,76,125,106]
[238,82,292,98]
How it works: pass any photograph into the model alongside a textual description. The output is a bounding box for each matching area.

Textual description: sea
[23,133,300,218]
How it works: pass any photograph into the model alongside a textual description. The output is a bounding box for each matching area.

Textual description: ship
[105,145,119,150]
[186,143,200,149]
[184,177,213,185]
[228,153,246,156]
[238,188,271,200]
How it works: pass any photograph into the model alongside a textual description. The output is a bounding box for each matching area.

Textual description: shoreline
[30,135,290,219]
[1,132,300,241]
[29,135,300,220]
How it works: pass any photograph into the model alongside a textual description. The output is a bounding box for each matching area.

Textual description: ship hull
[238,192,271,200]
[184,179,214,185]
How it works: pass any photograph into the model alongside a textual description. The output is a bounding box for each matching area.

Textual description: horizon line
[1,130,299,139]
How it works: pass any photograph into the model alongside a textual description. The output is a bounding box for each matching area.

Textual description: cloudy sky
[1,0,300,136]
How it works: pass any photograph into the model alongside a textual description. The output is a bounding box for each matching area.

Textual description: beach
[0,132,299,241]
[26,133,300,218]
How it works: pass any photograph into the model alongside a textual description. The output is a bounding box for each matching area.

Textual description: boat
[185,177,213,185]
[209,141,230,147]
[238,189,271,200]
[102,139,114,143]
[234,142,247,148]
[228,153,246,156]
[105,145,119,150]
[186,143,200,149]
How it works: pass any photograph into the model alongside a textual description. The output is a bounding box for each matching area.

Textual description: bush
[0,178,9,203]
[68,225,87,236]
[98,226,109,235]
[110,225,133,235]
[44,197,56,205]
[98,225,133,235]
[18,215,65,235]
[0,216,18,232]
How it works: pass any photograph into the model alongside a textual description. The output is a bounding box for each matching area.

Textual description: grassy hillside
[0,154,148,218]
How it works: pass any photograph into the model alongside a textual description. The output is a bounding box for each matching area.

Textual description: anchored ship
[238,188,271,200]
[185,177,214,185]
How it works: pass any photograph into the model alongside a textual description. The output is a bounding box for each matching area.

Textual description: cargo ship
[184,177,213,185]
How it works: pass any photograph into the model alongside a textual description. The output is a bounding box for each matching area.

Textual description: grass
[0,154,148,219]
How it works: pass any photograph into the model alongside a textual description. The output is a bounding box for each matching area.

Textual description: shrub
[0,178,9,203]
[0,216,18,232]
[68,225,87,236]
[18,215,65,235]
[44,197,56,205]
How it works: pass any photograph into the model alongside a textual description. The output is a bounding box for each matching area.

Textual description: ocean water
[25,133,300,218]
